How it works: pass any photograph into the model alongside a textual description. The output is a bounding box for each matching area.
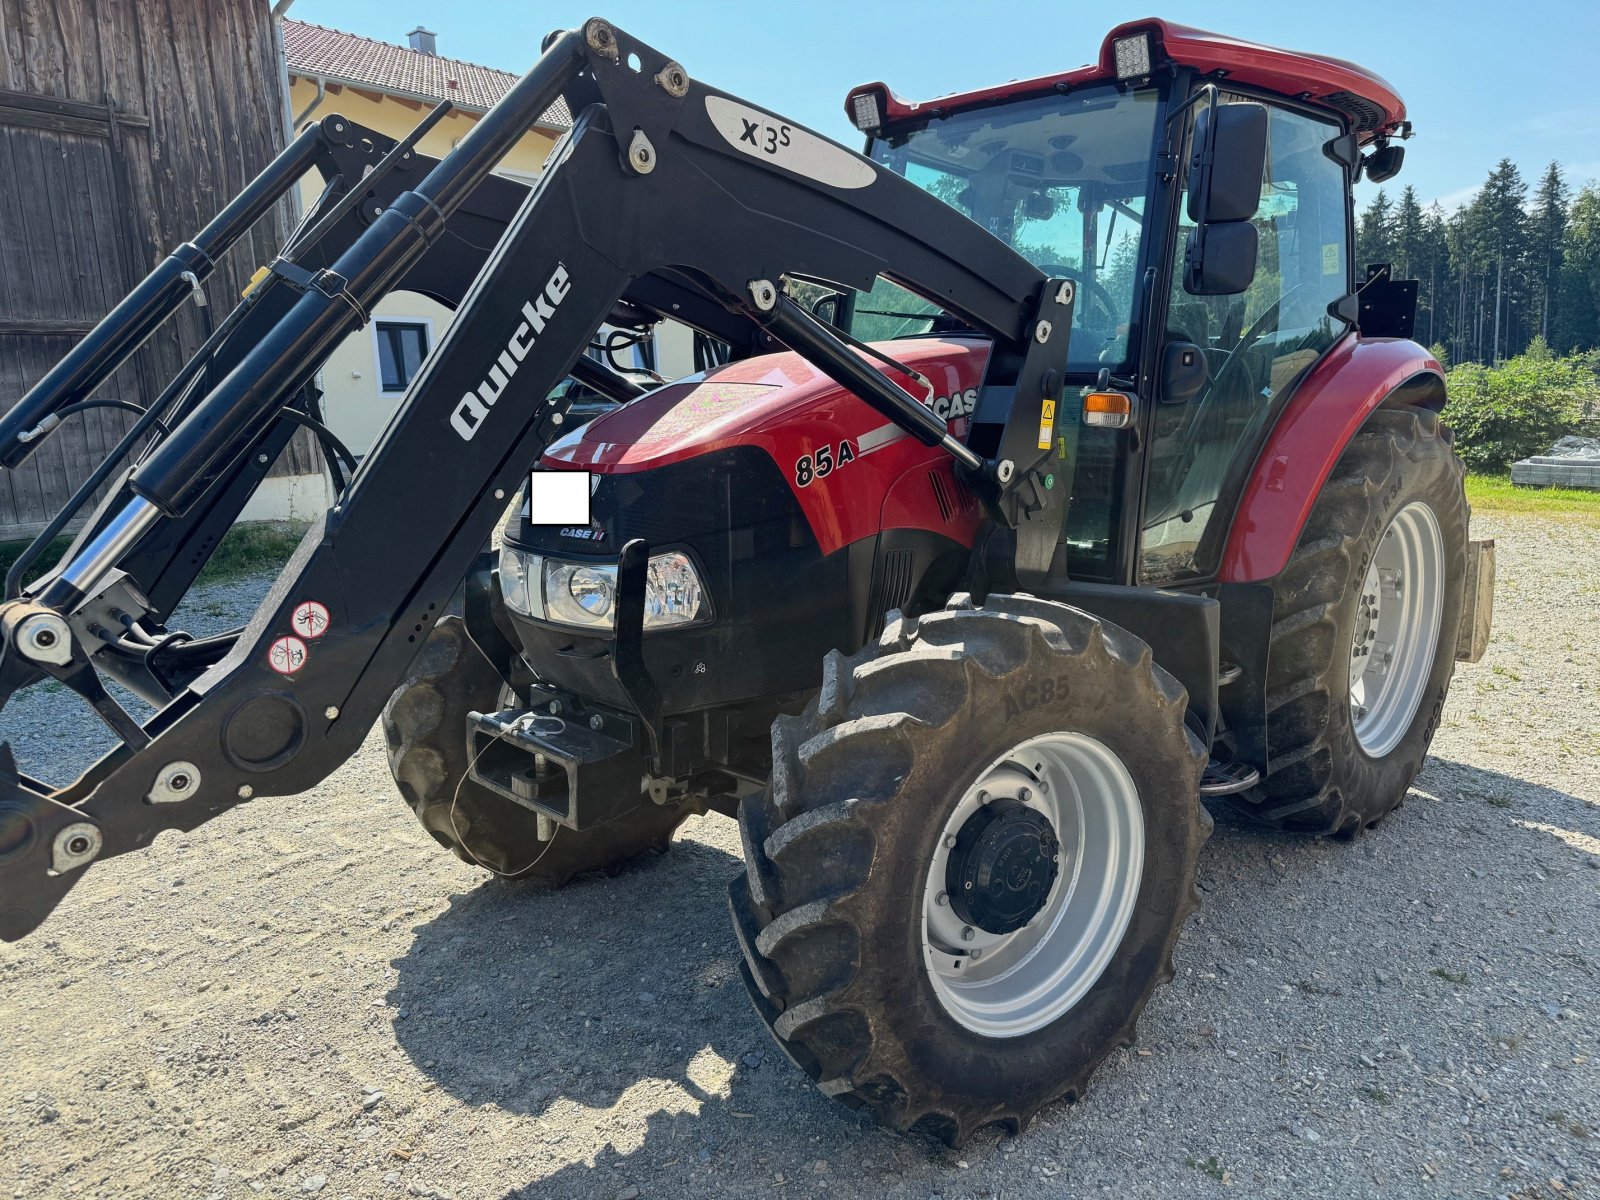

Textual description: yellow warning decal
[1037,398,1057,450]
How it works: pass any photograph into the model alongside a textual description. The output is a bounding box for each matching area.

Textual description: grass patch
[0,534,71,589]
[1186,1156,1227,1182]
[1360,1085,1393,1106]
[1293,979,1342,997]
[193,522,306,584]
[1430,967,1468,985]
[1546,1111,1591,1139]
[0,522,305,591]
[1465,473,1600,518]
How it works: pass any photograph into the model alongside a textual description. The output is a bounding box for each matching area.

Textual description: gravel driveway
[2,508,1596,1200]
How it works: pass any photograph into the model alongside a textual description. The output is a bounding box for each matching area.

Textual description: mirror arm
[1164,81,1218,132]
[1184,86,1222,283]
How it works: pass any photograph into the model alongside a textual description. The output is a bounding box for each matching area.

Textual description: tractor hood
[540,336,993,475]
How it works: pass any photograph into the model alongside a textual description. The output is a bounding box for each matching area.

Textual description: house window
[375,320,430,392]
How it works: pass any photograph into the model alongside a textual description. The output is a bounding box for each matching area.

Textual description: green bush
[1442,345,1596,471]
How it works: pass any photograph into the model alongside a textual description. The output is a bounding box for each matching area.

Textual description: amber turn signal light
[1082,391,1134,430]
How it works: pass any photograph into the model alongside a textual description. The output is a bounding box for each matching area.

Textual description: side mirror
[1364,143,1405,184]
[1159,341,1209,404]
[1184,221,1258,296]
[1187,103,1268,223]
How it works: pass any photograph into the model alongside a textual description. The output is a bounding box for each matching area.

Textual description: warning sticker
[267,635,308,676]
[291,599,330,641]
[1037,398,1057,450]
[1322,243,1341,275]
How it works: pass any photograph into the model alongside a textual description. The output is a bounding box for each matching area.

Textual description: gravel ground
[1,508,1596,1200]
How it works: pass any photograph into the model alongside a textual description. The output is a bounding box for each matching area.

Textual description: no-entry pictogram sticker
[291,599,330,640]
[267,635,308,676]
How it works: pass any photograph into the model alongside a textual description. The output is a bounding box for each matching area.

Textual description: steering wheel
[1147,282,1315,526]
[1203,280,1316,401]
[1036,264,1120,334]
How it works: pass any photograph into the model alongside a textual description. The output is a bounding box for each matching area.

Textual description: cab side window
[1140,99,1351,584]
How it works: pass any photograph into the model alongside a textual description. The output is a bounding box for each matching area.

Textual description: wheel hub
[946,798,1059,934]
[921,734,1145,1038]
[1348,501,1444,756]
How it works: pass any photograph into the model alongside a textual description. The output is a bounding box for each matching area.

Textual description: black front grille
[867,548,916,636]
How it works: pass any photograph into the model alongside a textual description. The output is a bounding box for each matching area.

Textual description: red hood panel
[541,338,993,556]
[543,337,991,472]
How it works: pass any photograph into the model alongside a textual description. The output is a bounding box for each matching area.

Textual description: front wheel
[1233,406,1468,834]
[729,594,1209,1145]
[382,615,697,883]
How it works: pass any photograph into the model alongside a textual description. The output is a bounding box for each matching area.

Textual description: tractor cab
[842,20,1411,587]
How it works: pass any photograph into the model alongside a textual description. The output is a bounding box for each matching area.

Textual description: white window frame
[370,316,435,394]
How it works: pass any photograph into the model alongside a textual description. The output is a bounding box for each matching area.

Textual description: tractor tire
[729,594,1209,1145]
[382,615,695,883]
[1232,406,1468,835]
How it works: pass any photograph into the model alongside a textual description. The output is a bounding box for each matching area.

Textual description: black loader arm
[0,18,1074,940]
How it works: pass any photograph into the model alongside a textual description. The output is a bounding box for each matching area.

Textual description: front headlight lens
[498,545,541,617]
[524,551,708,631]
[566,566,616,618]
[644,552,705,628]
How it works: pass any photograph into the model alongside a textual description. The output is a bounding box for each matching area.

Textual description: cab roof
[849,18,1407,144]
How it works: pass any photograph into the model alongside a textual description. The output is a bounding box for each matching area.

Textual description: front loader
[0,18,1493,1144]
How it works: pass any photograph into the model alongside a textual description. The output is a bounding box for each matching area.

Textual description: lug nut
[944,833,957,849]
[961,925,976,942]
[935,892,948,907]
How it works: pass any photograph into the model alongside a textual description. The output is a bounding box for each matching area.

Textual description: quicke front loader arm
[0,18,1076,940]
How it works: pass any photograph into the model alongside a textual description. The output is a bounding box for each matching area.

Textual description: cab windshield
[864,84,1163,370]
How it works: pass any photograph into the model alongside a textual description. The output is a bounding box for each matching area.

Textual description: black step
[1198,757,1260,797]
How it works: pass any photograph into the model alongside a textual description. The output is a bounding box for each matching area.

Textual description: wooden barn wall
[0,0,317,540]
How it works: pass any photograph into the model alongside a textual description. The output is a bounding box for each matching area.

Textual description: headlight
[503,550,708,631]
[548,563,617,626]
[498,545,542,617]
[643,552,706,628]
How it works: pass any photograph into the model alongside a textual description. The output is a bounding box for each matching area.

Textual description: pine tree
[1356,189,1396,269]
[1393,187,1425,278]
[1418,203,1452,347]
[1528,162,1569,342]
[1554,184,1600,354]
[1454,160,1531,361]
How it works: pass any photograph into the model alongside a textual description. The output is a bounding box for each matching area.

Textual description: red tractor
[0,18,1492,1145]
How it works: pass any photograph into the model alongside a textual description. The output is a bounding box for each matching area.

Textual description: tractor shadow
[387,757,1598,1197]
[385,826,763,1116]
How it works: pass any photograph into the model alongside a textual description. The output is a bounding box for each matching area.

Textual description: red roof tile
[283,19,570,129]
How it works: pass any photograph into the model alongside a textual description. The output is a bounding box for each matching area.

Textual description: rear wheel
[1233,406,1468,834]
[382,615,696,883]
[729,594,1209,1144]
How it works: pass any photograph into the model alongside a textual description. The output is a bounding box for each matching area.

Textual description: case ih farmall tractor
[0,18,1492,1143]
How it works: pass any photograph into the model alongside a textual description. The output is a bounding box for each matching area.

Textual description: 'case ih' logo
[451,263,572,441]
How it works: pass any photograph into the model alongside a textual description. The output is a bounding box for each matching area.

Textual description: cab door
[1139,97,1354,585]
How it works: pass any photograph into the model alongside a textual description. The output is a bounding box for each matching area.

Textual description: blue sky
[289,0,1600,213]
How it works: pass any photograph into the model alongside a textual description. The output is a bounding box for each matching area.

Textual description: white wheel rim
[921,732,1144,1038]
[1348,500,1445,758]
